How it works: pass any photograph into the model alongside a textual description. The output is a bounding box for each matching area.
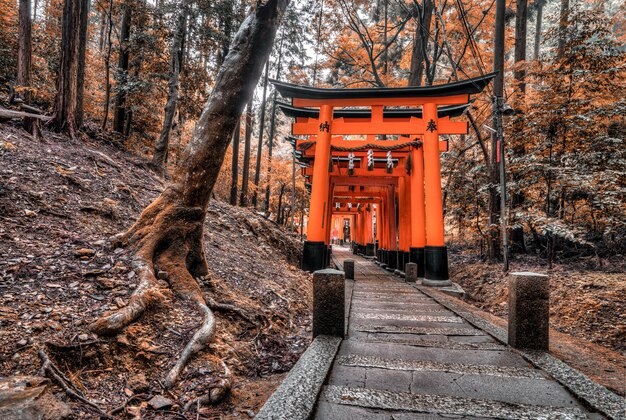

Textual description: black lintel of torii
[276,102,470,119]
[269,72,497,100]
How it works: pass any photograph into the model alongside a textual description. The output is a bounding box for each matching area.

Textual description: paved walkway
[313,248,603,419]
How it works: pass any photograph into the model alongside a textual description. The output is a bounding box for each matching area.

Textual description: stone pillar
[344,259,354,280]
[405,262,418,283]
[313,269,345,338]
[508,272,549,350]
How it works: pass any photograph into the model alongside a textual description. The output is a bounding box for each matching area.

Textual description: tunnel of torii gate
[272,73,495,286]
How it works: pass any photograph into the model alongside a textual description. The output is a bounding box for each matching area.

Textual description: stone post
[313,269,345,338]
[405,262,418,283]
[508,272,549,350]
[344,259,355,280]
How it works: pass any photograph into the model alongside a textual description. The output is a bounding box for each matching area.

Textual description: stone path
[313,248,604,419]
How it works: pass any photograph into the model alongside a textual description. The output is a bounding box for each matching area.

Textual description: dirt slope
[0,123,312,418]
[449,250,625,356]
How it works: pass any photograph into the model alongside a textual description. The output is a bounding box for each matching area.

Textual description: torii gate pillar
[302,105,333,272]
[422,103,451,286]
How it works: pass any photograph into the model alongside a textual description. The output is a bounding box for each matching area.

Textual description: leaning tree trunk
[152,0,189,170]
[90,0,290,392]
[50,0,89,137]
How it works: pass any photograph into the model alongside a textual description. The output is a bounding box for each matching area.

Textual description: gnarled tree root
[88,199,224,394]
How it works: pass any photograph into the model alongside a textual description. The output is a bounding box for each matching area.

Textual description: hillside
[0,123,312,418]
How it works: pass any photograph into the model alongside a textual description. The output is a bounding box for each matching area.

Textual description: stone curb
[414,285,624,420]
[255,335,342,420]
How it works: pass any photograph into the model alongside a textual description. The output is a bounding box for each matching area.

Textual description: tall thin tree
[113,0,132,134]
[15,0,32,131]
[50,0,90,137]
[240,99,253,206]
[408,0,434,86]
[488,0,506,261]
[251,60,270,209]
[230,120,241,205]
[533,0,545,60]
[153,0,190,170]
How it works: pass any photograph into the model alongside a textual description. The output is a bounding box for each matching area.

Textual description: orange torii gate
[274,74,495,286]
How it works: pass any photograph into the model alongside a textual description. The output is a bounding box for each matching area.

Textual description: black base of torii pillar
[422,246,451,286]
[302,241,327,272]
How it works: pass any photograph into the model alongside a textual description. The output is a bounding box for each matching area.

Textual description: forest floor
[448,247,625,357]
[0,122,312,418]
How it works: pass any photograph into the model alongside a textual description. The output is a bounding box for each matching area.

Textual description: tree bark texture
[113,0,132,134]
[230,120,241,205]
[511,0,528,253]
[251,60,270,209]
[488,0,506,261]
[557,0,569,60]
[152,0,189,169]
[533,0,544,60]
[50,0,90,137]
[91,0,290,391]
[101,0,113,130]
[264,38,284,212]
[16,0,32,104]
[240,99,253,206]
[408,0,433,87]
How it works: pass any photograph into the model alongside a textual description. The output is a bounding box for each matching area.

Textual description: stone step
[352,313,463,323]
[337,355,545,379]
[323,386,588,420]
[354,324,484,336]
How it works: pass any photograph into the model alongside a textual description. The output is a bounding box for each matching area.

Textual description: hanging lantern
[367,149,374,171]
[335,202,340,209]
[348,152,355,176]
[386,150,393,174]
[348,202,352,209]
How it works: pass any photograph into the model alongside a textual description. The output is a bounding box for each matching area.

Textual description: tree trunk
[533,0,544,60]
[230,120,241,205]
[113,0,132,134]
[152,0,189,170]
[408,0,433,86]
[15,0,32,131]
[90,0,289,392]
[557,0,569,60]
[488,0,506,261]
[50,0,90,137]
[276,184,285,223]
[251,60,270,209]
[101,0,113,130]
[510,0,528,254]
[240,99,253,206]
[264,37,284,212]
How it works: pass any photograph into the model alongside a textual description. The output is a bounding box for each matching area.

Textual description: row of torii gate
[272,74,495,286]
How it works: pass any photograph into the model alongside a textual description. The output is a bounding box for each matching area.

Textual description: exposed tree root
[205,296,258,326]
[183,362,232,410]
[38,348,111,419]
[89,196,224,393]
